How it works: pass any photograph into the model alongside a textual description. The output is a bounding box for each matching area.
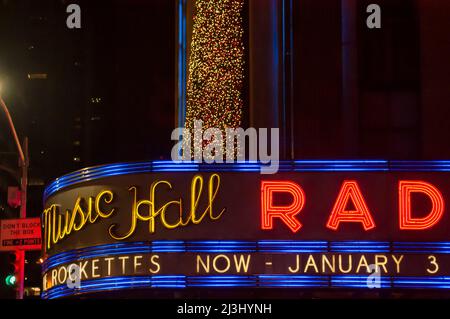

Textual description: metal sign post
[17,138,28,300]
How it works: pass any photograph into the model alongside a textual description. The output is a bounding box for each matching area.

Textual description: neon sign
[399,181,445,230]
[261,181,305,232]
[40,160,450,298]
[43,174,224,250]
[261,179,444,233]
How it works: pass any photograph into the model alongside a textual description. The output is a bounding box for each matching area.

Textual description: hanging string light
[184,0,245,160]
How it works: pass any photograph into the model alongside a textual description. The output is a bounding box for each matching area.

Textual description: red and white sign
[0,218,42,251]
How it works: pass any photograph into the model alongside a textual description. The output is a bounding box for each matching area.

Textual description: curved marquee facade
[41,160,450,298]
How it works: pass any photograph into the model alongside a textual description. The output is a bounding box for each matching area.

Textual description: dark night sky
[0,0,176,183]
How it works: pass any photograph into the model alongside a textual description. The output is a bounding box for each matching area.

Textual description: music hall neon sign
[261,180,445,233]
[44,177,446,250]
[42,162,450,252]
[40,161,450,298]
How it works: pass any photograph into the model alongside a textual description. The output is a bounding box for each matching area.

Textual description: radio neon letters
[399,180,445,230]
[261,180,445,232]
[261,181,305,232]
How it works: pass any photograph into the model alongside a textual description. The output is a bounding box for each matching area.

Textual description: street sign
[0,218,41,251]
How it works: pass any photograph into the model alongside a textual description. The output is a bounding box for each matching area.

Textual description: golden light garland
[184,0,245,160]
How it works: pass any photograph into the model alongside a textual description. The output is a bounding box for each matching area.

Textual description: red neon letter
[326,181,376,231]
[399,180,444,230]
[261,181,305,233]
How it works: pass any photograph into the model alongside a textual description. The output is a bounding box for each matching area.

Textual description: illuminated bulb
[5,275,16,287]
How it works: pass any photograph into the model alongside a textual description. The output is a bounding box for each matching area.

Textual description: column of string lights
[184,0,245,160]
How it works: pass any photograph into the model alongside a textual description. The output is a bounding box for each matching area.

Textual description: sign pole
[16,137,28,300]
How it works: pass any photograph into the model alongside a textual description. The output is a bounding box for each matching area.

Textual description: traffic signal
[5,274,16,287]
[5,251,21,288]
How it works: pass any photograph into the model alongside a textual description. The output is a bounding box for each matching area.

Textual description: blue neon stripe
[330,241,390,253]
[41,274,450,299]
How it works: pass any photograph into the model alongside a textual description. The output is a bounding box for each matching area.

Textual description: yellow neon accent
[43,192,117,250]
[43,174,225,250]
[109,174,225,240]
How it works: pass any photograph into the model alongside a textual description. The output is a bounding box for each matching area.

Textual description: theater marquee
[41,160,450,298]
